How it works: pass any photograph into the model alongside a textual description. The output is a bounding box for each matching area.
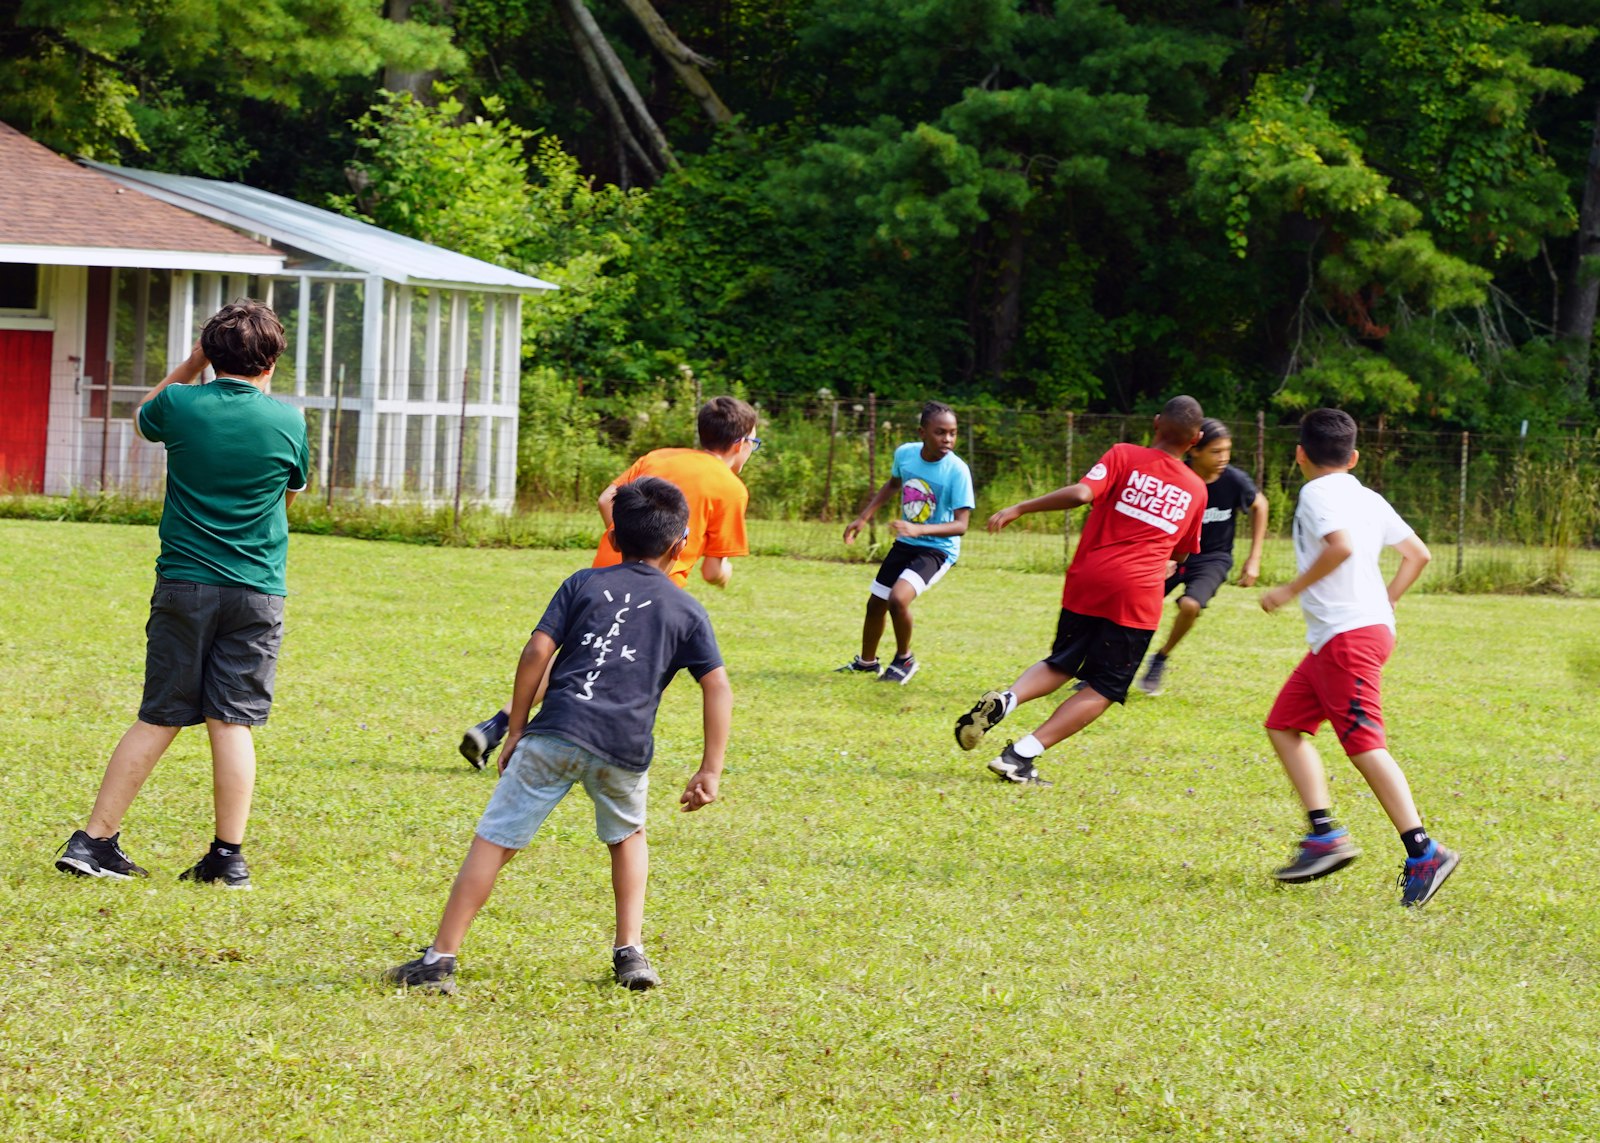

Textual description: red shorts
[1265,625,1394,756]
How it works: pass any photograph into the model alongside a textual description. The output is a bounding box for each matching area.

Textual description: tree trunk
[555,0,678,171]
[617,0,736,129]
[554,0,661,184]
[973,214,1027,381]
[1557,96,1600,393]
[384,0,441,99]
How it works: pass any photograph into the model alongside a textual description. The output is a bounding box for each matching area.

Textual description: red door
[0,329,52,491]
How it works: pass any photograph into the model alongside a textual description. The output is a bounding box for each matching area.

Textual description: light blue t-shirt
[891,441,976,561]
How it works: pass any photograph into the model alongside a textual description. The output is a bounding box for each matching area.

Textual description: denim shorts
[139,577,285,727]
[476,734,649,848]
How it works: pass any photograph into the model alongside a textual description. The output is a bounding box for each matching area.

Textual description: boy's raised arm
[1387,533,1431,606]
[681,666,731,811]
[988,483,1093,532]
[501,631,558,774]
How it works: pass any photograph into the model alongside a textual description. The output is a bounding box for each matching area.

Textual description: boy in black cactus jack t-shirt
[386,477,732,993]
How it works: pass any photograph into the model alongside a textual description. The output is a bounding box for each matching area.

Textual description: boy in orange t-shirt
[457,397,759,769]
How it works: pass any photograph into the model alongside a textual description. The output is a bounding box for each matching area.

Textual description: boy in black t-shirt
[386,477,732,992]
[1137,418,1268,695]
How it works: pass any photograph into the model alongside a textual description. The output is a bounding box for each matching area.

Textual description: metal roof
[84,160,557,294]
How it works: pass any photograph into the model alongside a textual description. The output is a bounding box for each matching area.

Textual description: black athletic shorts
[1043,608,1155,705]
[1164,552,1233,610]
[139,577,285,727]
[870,540,953,599]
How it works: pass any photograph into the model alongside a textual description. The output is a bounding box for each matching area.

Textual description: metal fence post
[1255,408,1265,492]
[867,392,878,547]
[1064,411,1076,567]
[453,364,469,532]
[822,399,838,520]
[327,362,345,508]
[1456,429,1469,578]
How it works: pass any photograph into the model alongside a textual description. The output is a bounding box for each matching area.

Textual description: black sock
[1401,827,1431,859]
[211,837,242,855]
[1307,809,1338,837]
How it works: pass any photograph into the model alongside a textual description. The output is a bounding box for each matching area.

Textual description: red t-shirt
[1061,443,1207,629]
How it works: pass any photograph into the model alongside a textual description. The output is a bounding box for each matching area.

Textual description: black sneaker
[179,847,252,890]
[987,741,1051,787]
[459,715,507,771]
[385,948,457,993]
[835,656,881,675]
[1398,842,1461,907]
[955,690,1007,751]
[55,830,149,880]
[1271,831,1361,883]
[1136,653,1167,696]
[613,946,661,990]
[879,655,919,684]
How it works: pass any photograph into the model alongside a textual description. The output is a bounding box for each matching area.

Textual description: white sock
[614,944,642,955]
[1012,734,1044,759]
[422,945,455,965]
[1001,690,1018,715]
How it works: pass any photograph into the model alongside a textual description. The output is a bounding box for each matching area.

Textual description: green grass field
[2,519,1598,1141]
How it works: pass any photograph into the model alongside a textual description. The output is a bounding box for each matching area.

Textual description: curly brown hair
[201,299,286,378]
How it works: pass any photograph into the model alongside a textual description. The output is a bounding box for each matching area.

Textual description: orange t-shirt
[592,448,751,586]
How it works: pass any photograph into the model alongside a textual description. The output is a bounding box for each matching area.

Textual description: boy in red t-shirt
[457,397,759,770]
[953,396,1207,785]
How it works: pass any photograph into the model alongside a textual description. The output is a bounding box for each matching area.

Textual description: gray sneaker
[386,948,458,993]
[987,741,1052,787]
[835,656,880,675]
[613,946,660,990]
[1136,653,1167,696]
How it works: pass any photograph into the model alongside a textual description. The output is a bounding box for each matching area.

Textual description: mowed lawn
[1,519,1597,1141]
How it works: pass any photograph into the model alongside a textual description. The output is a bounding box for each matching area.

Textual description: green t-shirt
[137,378,310,596]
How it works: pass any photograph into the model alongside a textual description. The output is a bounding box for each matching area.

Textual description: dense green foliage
[5,0,1600,431]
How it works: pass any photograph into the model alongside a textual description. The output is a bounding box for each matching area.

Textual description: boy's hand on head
[1260,584,1293,613]
[680,769,720,811]
[987,505,1021,532]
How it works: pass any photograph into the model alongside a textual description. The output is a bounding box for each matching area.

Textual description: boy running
[1137,417,1269,695]
[389,477,732,992]
[836,401,974,684]
[1259,408,1458,907]
[458,396,757,768]
[953,396,1206,785]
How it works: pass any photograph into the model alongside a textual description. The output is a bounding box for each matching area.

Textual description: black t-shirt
[1196,465,1259,556]
[527,562,723,771]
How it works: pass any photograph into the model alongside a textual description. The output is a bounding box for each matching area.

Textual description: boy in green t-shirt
[54,300,310,890]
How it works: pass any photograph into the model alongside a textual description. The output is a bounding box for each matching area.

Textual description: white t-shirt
[1292,473,1414,652]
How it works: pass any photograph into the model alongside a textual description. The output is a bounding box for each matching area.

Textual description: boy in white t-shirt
[1259,408,1460,907]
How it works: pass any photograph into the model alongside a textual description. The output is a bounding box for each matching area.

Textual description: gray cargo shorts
[139,577,285,727]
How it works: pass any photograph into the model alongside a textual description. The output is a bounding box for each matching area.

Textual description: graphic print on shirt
[902,478,936,524]
[1114,469,1195,535]
[574,588,655,701]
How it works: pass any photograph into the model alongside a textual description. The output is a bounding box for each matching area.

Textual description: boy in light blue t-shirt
[838,401,975,684]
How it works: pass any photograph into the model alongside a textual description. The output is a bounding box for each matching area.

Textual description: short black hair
[1160,395,1204,440]
[1299,408,1358,467]
[698,396,758,452]
[1196,418,1231,449]
[613,476,690,560]
[920,400,955,427]
[202,298,285,378]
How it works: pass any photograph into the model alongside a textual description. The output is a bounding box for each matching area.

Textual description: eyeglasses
[742,436,762,451]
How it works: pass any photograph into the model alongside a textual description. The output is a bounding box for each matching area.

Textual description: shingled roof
[0,121,281,271]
